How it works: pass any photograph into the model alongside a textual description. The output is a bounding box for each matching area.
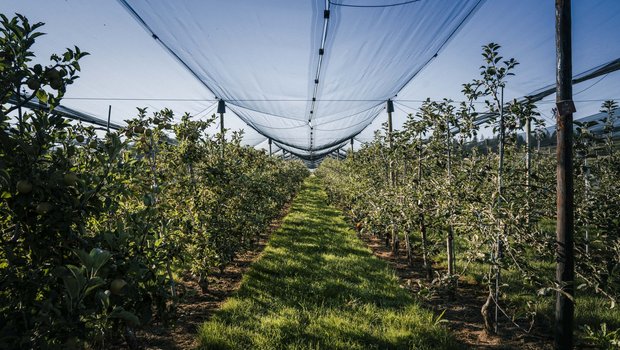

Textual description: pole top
[217,100,226,114]
[386,99,394,113]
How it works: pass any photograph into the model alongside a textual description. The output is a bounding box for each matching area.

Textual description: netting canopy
[5,1,620,164]
[117,0,484,159]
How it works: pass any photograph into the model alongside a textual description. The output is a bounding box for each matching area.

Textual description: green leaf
[85,277,106,296]
[75,249,93,270]
[110,307,140,326]
[36,89,48,103]
[89,248,111,275]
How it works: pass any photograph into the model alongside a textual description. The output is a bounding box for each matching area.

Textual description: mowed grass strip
[198,176,458,350]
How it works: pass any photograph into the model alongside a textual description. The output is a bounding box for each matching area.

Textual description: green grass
[430,220,620,345]
[198,175,458,350]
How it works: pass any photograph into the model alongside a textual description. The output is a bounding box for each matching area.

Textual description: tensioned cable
[313,101,383,123]
[573,74,608,97]
[226,102,307,122]
[117,0,223,105]
[329,0,422,8]
[244,120,307,130]
[60,96,501,104]
[307,0,332,154]
[394,104,414,116]
[63,97,404,102]
[388,0,487,105]
[192,101,218,118]
[117,0,310,148]
[537,98,620,104]
[314,104,384,131]
[307,0,487,149]
[63,97,218,102]
[394,101,420,113]
[226,104,319,150]
[315,113,378,131]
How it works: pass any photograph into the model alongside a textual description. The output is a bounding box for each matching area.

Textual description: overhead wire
[329,0,422,8]
[573,74,608,96]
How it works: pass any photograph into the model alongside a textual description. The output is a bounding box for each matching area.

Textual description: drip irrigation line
[329,0,422,8]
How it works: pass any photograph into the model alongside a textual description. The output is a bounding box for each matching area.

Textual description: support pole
[418,131,431,280]
[495,85,505,334]
[387,99,394,186]
[387,100,394,148]
[555,0,575,348]
[584,157,590,255]
[525,114,532,227]
[446,114,455,277]
[350,138,354,159]
[268,138,272,156]
[386,100,398,254]
[217,100,226,158]
[107,105,112,134]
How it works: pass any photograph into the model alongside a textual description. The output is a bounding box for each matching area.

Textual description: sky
[4,0,620,157]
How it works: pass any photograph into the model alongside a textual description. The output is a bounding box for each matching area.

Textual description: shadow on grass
[198,176,459,350]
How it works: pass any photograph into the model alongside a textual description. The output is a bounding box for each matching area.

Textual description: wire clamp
[555,100,575,116]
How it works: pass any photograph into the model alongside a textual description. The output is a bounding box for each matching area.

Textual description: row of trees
[317,43,619,341]
[0,14,308,348]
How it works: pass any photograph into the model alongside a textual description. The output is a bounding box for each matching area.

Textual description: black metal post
[107,105,112,133]
[217,100,226,158]
[387,100,394,186]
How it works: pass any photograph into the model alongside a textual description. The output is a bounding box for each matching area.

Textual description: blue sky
[5,0,620,153]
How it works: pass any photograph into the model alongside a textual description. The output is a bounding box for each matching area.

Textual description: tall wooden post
[555,0,575,348]
[584,157,590,255]
[217,100,226,158]
[525,115,532,227]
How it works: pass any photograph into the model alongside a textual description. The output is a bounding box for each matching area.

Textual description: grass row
[198,175,458,349]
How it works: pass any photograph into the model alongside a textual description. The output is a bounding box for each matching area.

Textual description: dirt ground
[359,233,554,350]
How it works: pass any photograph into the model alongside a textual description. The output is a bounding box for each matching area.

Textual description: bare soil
[359,233,554,350]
